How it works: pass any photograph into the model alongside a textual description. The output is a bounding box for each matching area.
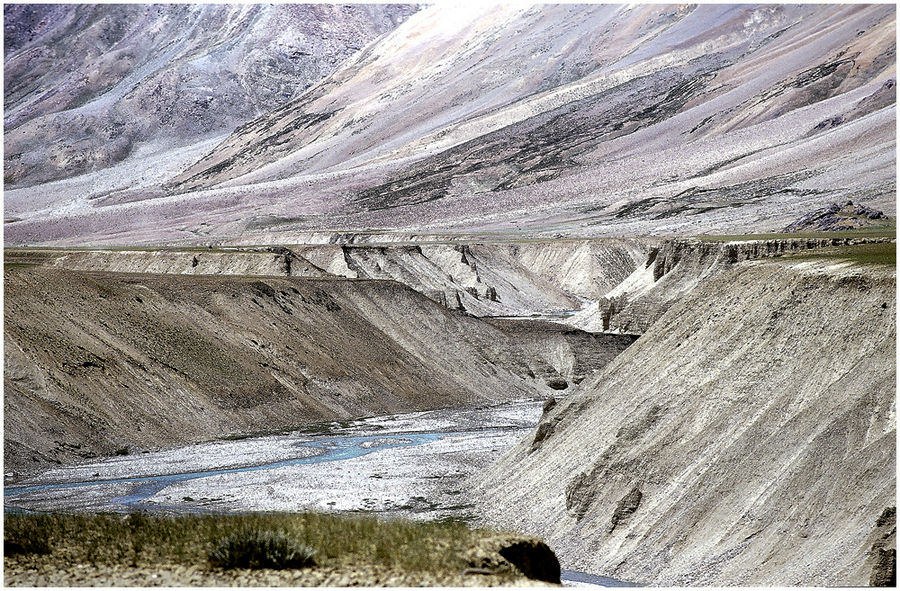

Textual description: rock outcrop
[784,201,888,232]
[864,507,897,587]
[465,535,561,584]
[571,236,894,334]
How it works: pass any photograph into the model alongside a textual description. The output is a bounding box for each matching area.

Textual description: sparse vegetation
[3,512,518,581]
[696,219,896,242]
[208,528,316,570]
[783,241,896,266]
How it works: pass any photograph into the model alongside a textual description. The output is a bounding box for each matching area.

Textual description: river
[4,398,636,586]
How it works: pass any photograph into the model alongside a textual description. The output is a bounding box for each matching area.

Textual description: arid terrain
[473,252,896,586]
[4,4,895,245]
[3,3,896,588]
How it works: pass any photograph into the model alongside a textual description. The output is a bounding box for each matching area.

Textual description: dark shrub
[208,528,316,570]
[4,527,53,556]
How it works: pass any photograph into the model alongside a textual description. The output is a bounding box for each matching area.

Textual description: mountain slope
[471,257,896,585]
[4,4,895,245]
[3,4,417,188]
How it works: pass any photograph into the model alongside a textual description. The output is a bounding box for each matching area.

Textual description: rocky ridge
[784,200,887,232]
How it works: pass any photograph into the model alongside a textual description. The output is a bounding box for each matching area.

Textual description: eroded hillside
[472,256,896,585]
[4,265,546,476]
[570,236,895,334]
[40,238,649,316]
[3,4,417,188]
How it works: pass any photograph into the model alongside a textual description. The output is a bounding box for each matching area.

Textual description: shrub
[4,524,53,557]
[208,528,316,570]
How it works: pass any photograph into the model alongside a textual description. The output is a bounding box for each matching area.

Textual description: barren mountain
[3,4,417,188]
[5,4,895,245]
[2,5,895,585]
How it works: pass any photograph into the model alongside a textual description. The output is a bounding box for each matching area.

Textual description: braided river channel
[4,398,633,586]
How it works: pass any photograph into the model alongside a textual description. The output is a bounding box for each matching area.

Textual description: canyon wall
[44,238,650,317]
[472,256,896,585]
[4,265,542,476]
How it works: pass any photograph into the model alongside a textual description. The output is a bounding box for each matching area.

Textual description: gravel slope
[472,257,896,586]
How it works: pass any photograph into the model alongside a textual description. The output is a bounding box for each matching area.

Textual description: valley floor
[4,237,895,586]
[5,400,543,520]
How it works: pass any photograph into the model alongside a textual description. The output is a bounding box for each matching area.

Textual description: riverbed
[4,399,543,520]
[5,397,639,586]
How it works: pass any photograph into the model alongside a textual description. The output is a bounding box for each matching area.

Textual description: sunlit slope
[472,258,895,585]
[5,4,895,244]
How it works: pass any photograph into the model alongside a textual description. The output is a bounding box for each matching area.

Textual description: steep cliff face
[571,237,894,334]
[42,238,650,317]
[472,258,895,585]
[302,240,649,315]
[3,265,542,477]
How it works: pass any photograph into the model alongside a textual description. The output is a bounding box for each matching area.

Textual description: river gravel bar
[5,399,543,520]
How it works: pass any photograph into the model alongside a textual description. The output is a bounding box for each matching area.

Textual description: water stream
[5,432,443,510]
[4,402,635,586]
